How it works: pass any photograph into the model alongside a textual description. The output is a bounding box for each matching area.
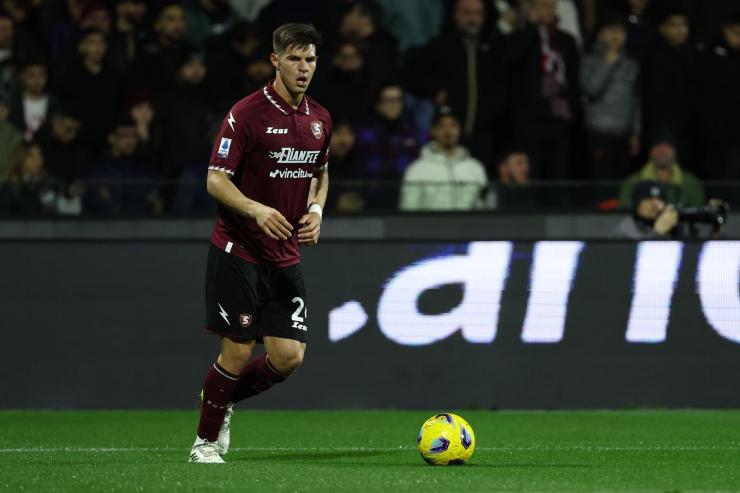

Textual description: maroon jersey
[208,81,332,267]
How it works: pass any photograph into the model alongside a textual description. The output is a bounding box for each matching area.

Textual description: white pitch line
[0,445,739,453]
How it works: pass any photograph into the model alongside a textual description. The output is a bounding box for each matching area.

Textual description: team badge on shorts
[239,314,253,327]
[310,121,322,140]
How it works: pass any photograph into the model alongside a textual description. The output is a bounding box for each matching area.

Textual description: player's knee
[270,349,304,375]
[219,340,254,373]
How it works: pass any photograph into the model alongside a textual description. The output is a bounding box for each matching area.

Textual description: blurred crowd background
[0,0,739,216]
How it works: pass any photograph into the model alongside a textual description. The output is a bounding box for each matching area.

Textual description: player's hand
[297,212,321,246]
[654,205,679,235]
[253,204,293,240]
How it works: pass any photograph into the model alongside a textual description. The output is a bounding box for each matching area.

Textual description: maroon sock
[197,362,239,441]
[231,354,286,403]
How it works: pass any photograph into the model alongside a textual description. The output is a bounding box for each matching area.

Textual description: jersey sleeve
[208,107,250,176]
[317,115,333,170]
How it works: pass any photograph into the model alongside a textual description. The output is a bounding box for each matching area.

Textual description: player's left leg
[229,337,304,403]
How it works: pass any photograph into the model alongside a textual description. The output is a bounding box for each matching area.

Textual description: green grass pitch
[1,410,739,492]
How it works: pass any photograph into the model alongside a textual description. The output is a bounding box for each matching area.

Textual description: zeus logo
[269,169,313,179]
[266,127,288,134]
[328,241,740,346]
[269,147,320,164]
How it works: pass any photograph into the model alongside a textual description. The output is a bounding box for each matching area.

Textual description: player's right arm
[206,170,293,240]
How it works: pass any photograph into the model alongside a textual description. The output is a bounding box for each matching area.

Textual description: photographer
[613,180,729,239]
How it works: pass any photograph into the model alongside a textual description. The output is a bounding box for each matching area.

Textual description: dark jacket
[406,27,505,133]
[696,40,740,147]
[506,23,580,122]
[642,37,696,139]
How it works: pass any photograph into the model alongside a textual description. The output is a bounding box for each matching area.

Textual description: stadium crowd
[0,0,738,216]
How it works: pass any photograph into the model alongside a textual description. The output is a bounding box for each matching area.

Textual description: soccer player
[189,23,332,463]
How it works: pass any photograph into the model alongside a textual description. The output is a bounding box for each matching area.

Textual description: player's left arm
[298,165,329,246]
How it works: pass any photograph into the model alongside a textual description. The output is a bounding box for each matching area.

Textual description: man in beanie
[612,180,679,239]
[618,128,704,209]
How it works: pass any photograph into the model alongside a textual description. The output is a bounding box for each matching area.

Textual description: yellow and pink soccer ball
[417,413,476,465]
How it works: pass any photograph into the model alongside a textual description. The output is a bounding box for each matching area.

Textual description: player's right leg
[191,338,254,463]
[191,245,263,463]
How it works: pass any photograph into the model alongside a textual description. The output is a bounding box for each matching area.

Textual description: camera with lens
[676,203,729,229]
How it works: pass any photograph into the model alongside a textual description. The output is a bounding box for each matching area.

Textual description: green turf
[1,410,739,492]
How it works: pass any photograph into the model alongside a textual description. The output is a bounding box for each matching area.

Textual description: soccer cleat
[218,404,234,456]
[189,436,225,464]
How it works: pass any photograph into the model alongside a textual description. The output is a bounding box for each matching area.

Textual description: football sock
[230,354,286,403]
[197,362,239,442]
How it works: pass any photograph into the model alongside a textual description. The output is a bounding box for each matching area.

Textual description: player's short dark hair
[272,23,321,54]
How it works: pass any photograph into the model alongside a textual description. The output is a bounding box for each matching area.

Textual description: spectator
[696,12,740,179]
[400,106,487,211]
[618,131,704,209]
[228,0,273,21]
[485,150,537,209]
[327,121,367,213]
[507,0,580,179]
[375,0,445,51]
[612,179,680,239]
[51,1,113,67]
[624,0,654,63]
[0,141,58,216]
[36,105,90,205]
[336,0,399,85]
[407,0,505,165]
[313,40,373,124]
[642,5,695,167]
[355,82,426,209]
[85,116,162,215]
[9,57,53,142]
[157,50,214,210]
[132,2,191,95]
[184,0,236,48]
[108,0,148,75]
[54,29,121,152]
[581,12,640,179]
[0,11,16,97]
[128,93,157,155]
[205,20,270,113]
[556,0,584,49]
[0,92,22,177]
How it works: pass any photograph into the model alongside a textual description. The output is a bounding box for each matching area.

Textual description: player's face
[273,45,318,95]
